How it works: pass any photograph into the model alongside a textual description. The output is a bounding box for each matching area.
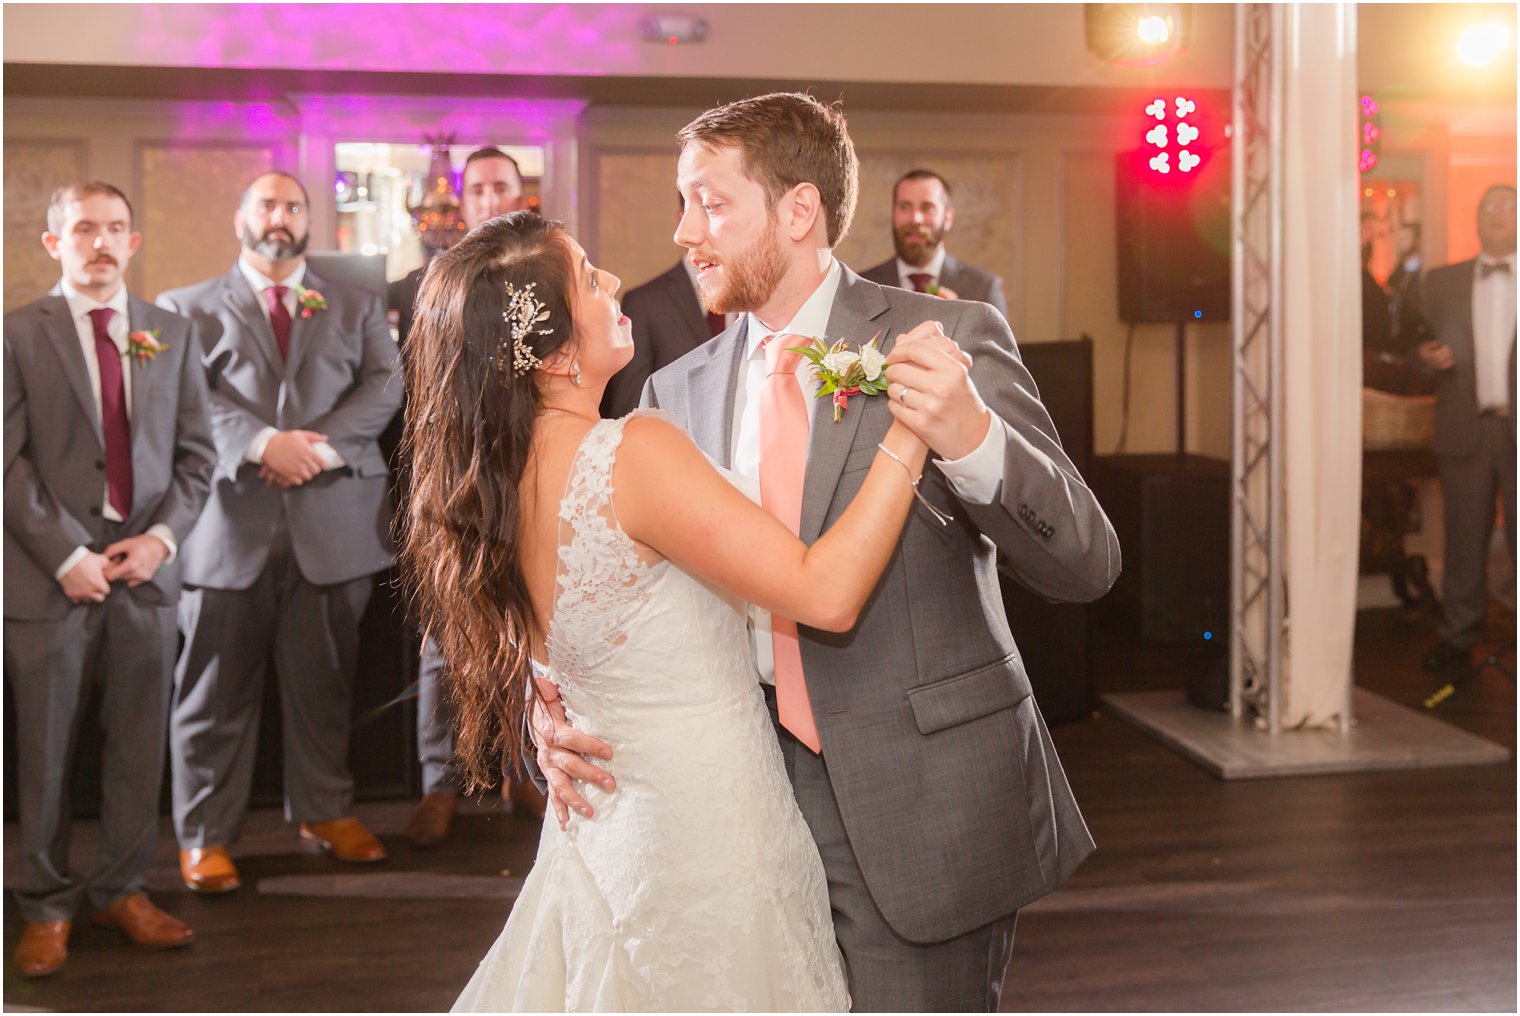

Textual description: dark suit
[860,251,1009,320]
[1421,258,1517,648]
[157,264,401,846]
[4,289,214,921]
[645,264,1114,1010]
[601,261,716,418]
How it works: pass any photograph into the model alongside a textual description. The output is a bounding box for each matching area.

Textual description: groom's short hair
[678,92,858,248]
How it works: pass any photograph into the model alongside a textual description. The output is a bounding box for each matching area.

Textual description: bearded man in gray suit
[537,93,1117,1011]
[860,168,1010,320]
[5,181,213,976]
[158,171,402,894]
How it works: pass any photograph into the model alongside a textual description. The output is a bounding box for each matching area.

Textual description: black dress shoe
[1421,641,1471,671]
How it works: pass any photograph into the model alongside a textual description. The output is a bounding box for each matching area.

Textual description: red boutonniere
[296,286,328,319]
[126,328,168,366]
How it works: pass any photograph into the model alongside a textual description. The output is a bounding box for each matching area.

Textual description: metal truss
[1229,3,1285,734]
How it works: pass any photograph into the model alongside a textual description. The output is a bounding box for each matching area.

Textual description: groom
[539,92,1119,1011]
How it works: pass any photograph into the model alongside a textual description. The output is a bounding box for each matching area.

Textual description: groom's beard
[696,222,788,316]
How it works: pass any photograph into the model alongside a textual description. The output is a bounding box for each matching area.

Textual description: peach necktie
[759,334,821,753]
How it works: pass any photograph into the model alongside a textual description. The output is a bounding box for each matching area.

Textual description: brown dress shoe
[91,894,194,949]
[180,845,242,894]
[299,817,386,862]
[406,790,459,847]
[15,920,70,977]
[506,780,548,820]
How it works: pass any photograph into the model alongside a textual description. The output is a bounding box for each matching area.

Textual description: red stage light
[1140,93,1212,180]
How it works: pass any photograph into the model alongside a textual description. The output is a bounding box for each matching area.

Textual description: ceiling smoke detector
[640,14,710,45]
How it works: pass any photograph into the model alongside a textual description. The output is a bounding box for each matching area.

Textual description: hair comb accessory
[504,281,553,377]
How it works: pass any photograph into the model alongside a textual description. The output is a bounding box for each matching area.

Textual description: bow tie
[1480,260,1511,278]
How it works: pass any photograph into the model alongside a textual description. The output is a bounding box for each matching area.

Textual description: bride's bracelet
[877,443,954,527]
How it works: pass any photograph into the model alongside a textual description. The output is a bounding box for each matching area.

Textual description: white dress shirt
[237,258,345,470]
[730,256,1005,684]
[1472,252,1517,412]
[54,279,178,580]
[895,245,947,292]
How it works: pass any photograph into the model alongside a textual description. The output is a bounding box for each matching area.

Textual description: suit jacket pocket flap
[907,654,1027,734]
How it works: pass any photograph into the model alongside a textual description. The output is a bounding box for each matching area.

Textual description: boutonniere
[789,331,887,422]
[295,286,328,319]
[126,328,168,366]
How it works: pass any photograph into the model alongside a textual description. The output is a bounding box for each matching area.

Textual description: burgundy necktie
[907,272,934,293]
[706,310,727,336]
[88,307,133,517]
[266,284,292,361]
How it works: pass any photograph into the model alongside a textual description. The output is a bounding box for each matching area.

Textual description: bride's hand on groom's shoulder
[530,676,616,830]
[885,323,989,460]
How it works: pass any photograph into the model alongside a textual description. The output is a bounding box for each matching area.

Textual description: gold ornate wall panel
[137,142,273,299]
[4,139,87,312]
[591,149,686,292]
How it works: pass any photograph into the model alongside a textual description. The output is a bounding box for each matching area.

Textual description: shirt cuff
[315,441,346,471]
[933,414,1005,506]
[54,545,91,582]
[145,524,178,565]
[246,427,279,464]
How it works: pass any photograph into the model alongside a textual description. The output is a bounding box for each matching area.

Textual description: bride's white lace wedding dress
[452,413,848,1013]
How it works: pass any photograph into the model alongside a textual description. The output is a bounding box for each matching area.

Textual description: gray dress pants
[416,634,462,795]
[5,545,177,921]
[767,686,1018,1012]
[171,527,374,846]
[1438,413,1517,647]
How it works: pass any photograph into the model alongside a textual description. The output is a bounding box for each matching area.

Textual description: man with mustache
[158,171,402,894]
[538,94,1115,1010]
[861,168,1009,319]
[5,181,214,975]
[385,147,547,846]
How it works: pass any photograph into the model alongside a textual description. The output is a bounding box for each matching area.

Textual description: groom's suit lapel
[685,316,751,469]
[800,267,892,544]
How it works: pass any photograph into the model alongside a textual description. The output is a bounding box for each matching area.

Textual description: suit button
[95,459,106,471]
[89,506,102,517]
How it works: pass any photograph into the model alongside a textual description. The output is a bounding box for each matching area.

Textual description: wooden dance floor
[4,604,1514,1012]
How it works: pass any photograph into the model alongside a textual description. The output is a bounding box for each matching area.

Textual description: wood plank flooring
[5,603,1513,1012]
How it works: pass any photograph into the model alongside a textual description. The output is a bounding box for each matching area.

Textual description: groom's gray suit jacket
[643,265,1117,944]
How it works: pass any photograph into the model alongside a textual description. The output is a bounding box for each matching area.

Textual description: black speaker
[1115,148,1231,323]
[1089,454,1230,645]
[999,338,1096,725]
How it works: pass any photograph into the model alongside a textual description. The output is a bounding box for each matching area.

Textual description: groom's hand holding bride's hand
[531,675,616,830]
[884,322,987,459]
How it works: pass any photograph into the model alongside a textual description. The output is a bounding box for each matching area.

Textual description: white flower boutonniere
[789,331,887,422]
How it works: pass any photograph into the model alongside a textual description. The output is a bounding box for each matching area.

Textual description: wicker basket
[1362,387,1435,449]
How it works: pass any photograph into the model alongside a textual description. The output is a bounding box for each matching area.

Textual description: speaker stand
[1174,319,1187,462]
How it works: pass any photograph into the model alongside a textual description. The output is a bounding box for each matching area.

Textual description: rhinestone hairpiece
[504,281,553,377]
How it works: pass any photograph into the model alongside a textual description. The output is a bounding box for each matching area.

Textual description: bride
[402,211,935,1012]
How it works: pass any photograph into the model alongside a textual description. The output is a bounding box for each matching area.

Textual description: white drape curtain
[1280,3,1363,728]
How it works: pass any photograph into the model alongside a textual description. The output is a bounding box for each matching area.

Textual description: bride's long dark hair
[401,211,579,793]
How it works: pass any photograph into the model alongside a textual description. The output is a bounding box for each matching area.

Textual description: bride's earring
[572,360,583,387]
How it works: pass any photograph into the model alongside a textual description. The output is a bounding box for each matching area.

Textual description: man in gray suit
[860,168,1010,320]
[1416,184,1517,673]
[5,181,213,976]
[539,93,1116,1011]
[159,171,402,893]
[600,257,730,418]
